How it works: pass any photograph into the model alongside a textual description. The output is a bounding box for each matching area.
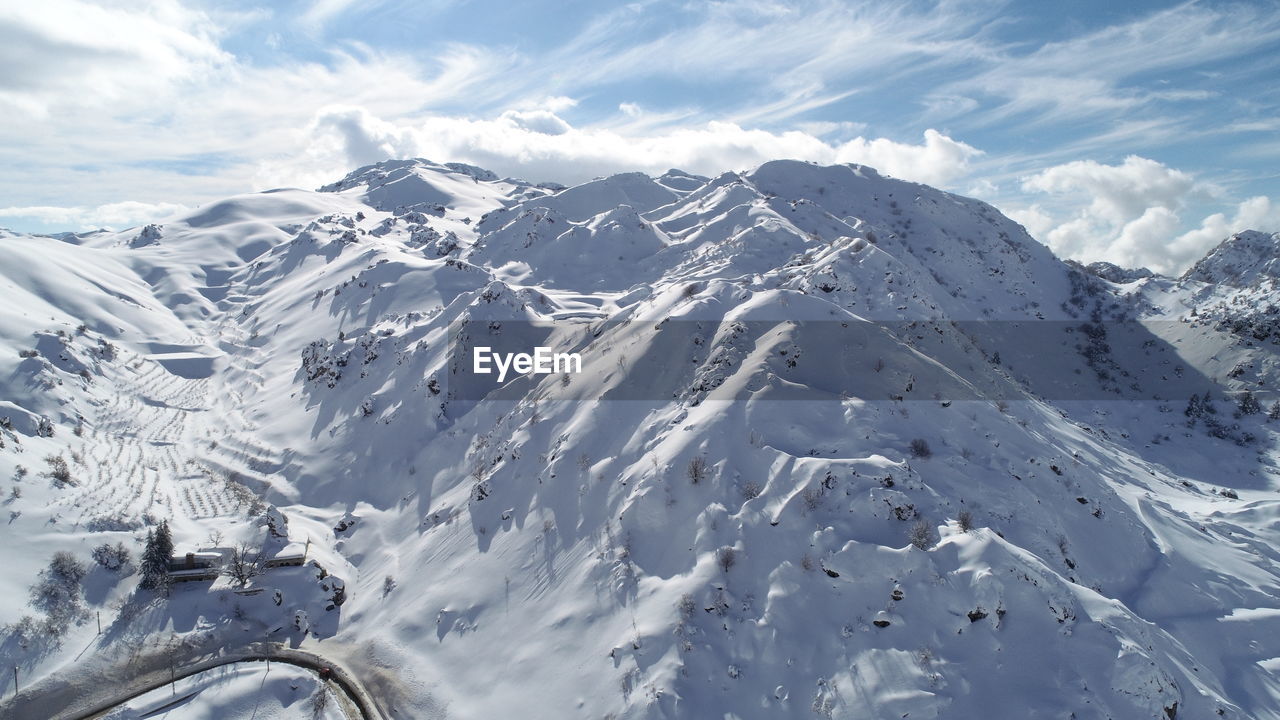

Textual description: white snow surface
[0,158,1278,719]
[102,663,344,720]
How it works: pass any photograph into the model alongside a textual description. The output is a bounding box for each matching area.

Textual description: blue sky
[2,0,1279,272]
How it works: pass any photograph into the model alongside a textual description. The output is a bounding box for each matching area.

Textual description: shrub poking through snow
[677,593,696,618]
[687,456,709,484]
[42,454,73,487]
[91,542,132,572]
[909,438,932,459]
[957,509,974,533]
[908,519,937,550]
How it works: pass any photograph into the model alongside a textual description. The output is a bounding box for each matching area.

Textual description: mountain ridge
[1,158,1278,719]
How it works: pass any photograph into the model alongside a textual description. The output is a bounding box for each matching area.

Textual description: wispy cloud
[946,2,1280,129]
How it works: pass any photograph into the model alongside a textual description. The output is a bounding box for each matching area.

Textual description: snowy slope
[1,158,1279,720]
[103,663,344,720]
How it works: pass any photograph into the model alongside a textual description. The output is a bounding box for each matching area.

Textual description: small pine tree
[155,520,174,560]
[139,530,163,590]
[1184,393,1203,418]
[1238,390,1262,416]
[1269,400,1280,421]
[139,523,174,593]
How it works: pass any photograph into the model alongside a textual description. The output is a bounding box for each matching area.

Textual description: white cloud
[0,0,230,116]
[540,96,579,114]
[1004,204,1055,239]
[1017,156,1279,273]
[281,106,981,190]
[1021,156,1194,226]
[0,201,190,231]
[1111,206,1183,267]
[307,106,418,168]
[499,109,573,136]
[834,129,982,188]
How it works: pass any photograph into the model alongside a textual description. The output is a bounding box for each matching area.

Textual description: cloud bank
[284,105,982,190]
[1015,156,1280,274]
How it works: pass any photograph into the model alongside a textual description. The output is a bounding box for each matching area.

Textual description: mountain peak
[1182,229,1280,286]
[317,157,553,214]
[1086,261,1156,283]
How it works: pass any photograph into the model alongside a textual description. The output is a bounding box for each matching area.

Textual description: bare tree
[687,457,710,485]
[908,520,937,551]
[716,546,737,573]
[42,454,73,487]
[223,544,261,589]
[92,542,132,572]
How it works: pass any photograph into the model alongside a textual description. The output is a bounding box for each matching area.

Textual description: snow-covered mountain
[1,158,1279,719]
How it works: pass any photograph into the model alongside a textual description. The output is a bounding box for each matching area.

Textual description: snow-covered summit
[1086,260,1156,283]
[318,157,554,216]
[1182,229,1280,286]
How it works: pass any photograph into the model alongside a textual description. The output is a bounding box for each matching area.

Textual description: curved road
[1,641,385,720]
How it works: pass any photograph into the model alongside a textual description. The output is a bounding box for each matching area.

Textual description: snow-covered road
[1,641,383,720]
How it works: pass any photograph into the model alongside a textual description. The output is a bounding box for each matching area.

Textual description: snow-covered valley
[2,158,1279,719]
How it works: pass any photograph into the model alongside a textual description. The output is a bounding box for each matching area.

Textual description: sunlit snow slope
[2,159,1279,720]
